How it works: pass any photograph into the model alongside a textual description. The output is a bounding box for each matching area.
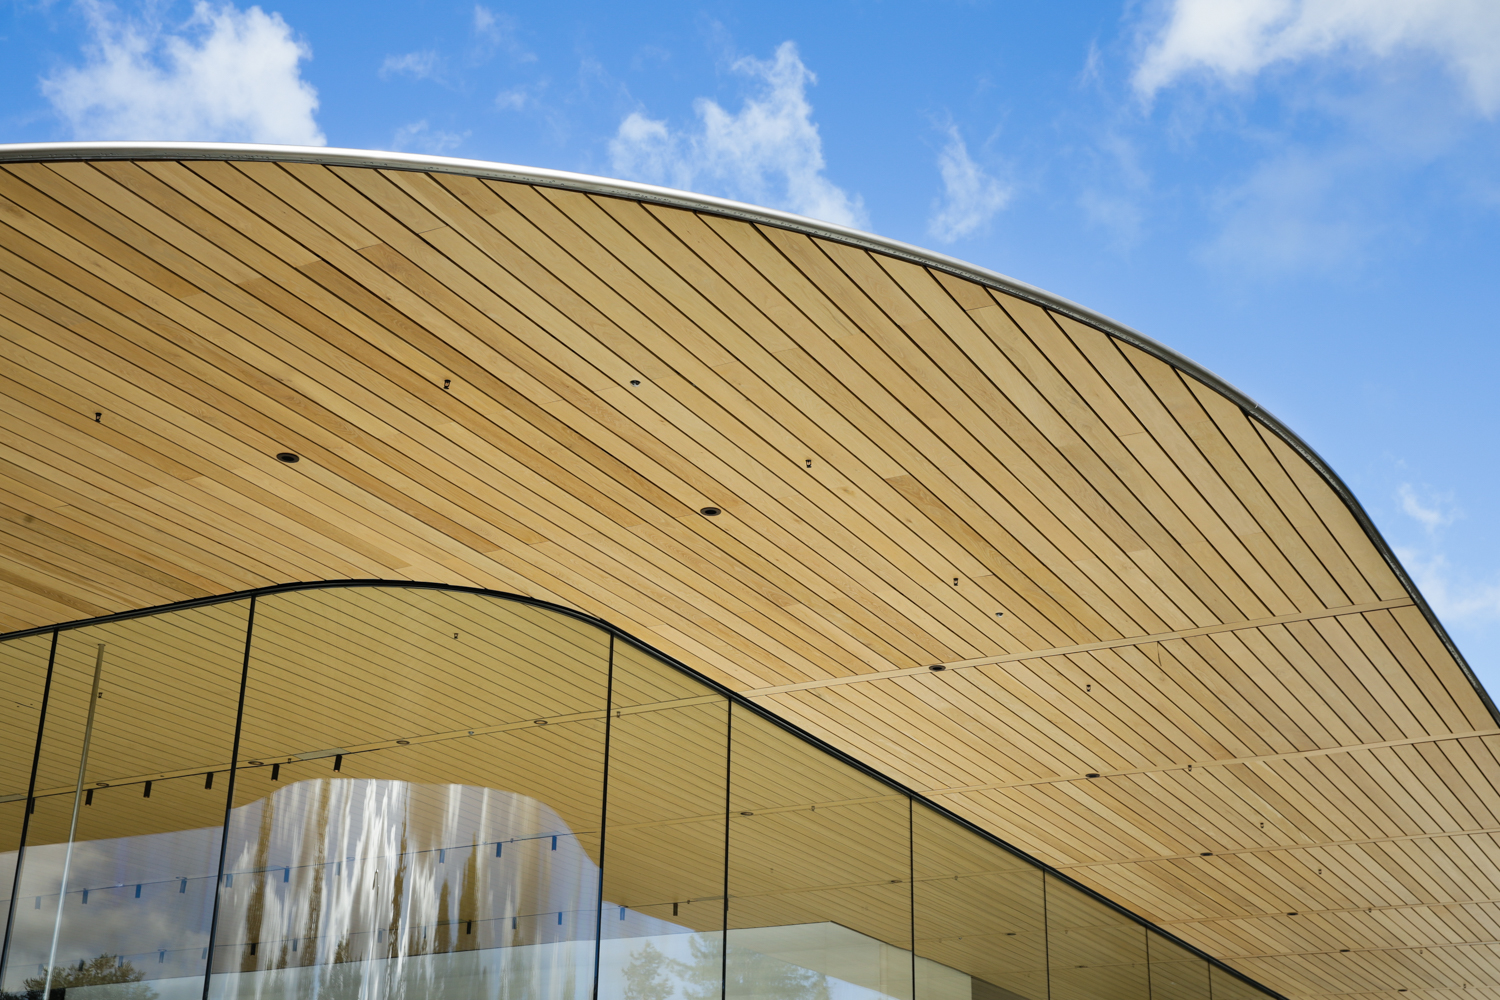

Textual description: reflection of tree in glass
[676,934,830,1000]
[623,941,675,1000]
[22,955,159,999]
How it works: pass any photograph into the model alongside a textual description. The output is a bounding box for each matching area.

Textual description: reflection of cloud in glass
[211,777,603,998]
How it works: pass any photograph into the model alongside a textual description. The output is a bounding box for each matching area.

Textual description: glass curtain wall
[0,584,1274,1000]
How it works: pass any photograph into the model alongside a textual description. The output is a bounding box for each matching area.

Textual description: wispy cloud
[380,49,439,80]
[927,124,1011,243]
[1134,0,1500,114]
[391,119,467,155]
[473,5,534,63]
[41,0,322,144]
[1200,146,1379,272]
[494,85,530,111]
[1392,483,1499,625]
[608,41,866,228]
[1399,482,1458,534]
[1398,550,1500,622]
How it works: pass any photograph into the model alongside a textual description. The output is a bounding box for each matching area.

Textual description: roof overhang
[0,141,1495,1000]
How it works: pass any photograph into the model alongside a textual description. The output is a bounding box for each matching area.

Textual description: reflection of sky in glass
[2,780,972,1000]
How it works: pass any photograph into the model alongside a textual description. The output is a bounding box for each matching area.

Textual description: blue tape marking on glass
[179,878,187,893]
[135,883,142,897]
[283,867,290,882]
[495,842,502,857]
[551,835,557,850]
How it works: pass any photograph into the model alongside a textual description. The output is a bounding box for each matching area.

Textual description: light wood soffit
[0,147,1493,1000]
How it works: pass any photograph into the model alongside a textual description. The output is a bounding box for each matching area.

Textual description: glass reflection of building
[0,585,1271,1000]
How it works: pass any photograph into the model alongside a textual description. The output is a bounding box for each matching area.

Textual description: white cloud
[380,49,438,80]
[1399,482,1458,533]
[42,0,323,145]
[608,41,866,228]
[391,120,467,155]
[927,125,1011,243]
[1134,0,1500,114]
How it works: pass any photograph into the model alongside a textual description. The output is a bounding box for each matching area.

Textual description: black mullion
[0,628,58,985]
[1042,873,1052,1000]
[200,596,257,998]
[591,633,615,1000]
[721,699,732,1000]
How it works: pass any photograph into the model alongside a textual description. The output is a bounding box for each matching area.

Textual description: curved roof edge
[1,140,1488,723]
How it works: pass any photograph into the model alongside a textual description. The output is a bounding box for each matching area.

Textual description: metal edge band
[0,140,1488,725]
[0,576,1290,1000]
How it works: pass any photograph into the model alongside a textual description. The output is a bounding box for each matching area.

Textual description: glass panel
[597,641,729,1000]
[1046,872,1149,1000]
[0,632,52,973]
[1210,964,1268,1000]
[912,802,1046,1000]
[1149,935,1210,1000]
[0,583,1284,1000]
[208,587,609,1000]
[2,603,249,998]
[727,703,912,1000]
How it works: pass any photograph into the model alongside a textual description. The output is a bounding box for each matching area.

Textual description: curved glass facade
[0,584,1274,1000]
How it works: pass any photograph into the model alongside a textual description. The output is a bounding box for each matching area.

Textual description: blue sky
[3,0,1499,689]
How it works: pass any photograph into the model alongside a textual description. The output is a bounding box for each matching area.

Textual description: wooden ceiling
[1,144,1497,1000]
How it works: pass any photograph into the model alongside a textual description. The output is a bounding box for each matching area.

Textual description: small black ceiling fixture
[699,506,721,516]
[928,664,946,672]
[275,452,300,464]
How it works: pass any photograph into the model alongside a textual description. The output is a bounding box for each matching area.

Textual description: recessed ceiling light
[699,506,721,516]
[275,452,300,463]
[928,664,946,672]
